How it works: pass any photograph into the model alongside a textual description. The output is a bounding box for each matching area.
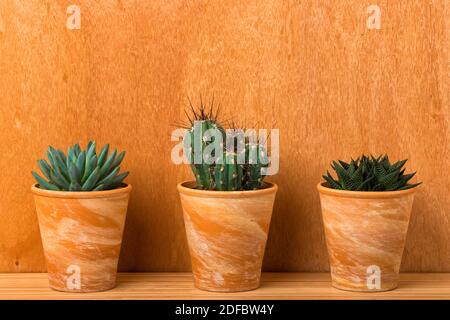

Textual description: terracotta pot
[32,184,131,292]
[317,182,417,292]
[178,181,277,292]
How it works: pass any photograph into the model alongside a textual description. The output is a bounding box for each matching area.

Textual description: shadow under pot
[178,181,278,292]
[317,182,417,292]
[32,183,131,293]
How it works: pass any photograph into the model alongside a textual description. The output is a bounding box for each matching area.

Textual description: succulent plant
[323,154,421,191]
[32,141,129,191]
[182,98,269,191]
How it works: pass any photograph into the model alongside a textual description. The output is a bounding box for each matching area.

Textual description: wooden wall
[0,0,448,272]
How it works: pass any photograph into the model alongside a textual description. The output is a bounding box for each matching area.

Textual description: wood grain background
[0,0,448,272]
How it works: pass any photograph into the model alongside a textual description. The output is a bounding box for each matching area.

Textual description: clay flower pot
[178,181,277,292]
[32,184,131,292]
[317,182,417,292]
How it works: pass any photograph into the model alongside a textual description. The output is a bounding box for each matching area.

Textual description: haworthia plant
[32,141,129,191]
[322,154,421,191]
[182,98,269,191]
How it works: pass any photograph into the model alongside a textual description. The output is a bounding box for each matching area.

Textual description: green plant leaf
[99,149,117,179]
[68,162,81,184]
[109,171,129,189]
[49,146,69,181]
[32,171,60,191]
[97,166,120,188]
[73,143,81,156]
[390,159,407,172]
[58,149,67,166]
[49,169,70,190]
[37,159,52,180]
[81,166,100,191]
[378,170,400,187]
[69,182,81,191]
[111,151,125,170]
[338,160,349,170]
[399,172,416,186]
[76,151,86,178]
[97,144,110,167]
[86,141,96,161]
[323,172,341,189]
[398,182,421,190]
[46,150,56,169]
[93,184,104,191]
[332,161,351,189]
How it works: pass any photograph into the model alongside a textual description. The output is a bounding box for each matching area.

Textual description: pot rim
[317,182,418,199]
[177,180,277,198]
[31,183,132,199]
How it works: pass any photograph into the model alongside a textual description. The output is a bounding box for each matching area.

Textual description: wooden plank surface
[0,1,448,273]
[0,273,449,300]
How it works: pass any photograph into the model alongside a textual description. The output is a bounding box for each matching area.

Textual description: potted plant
[317,155,421,292]
[177,101,278,292]
[31,141,131,292]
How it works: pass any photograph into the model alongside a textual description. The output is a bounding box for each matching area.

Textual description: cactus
[214,152,244,191]
[323,154,421,191]
[242,143,269,190]
[32,141,129,191]
[182,99,269,191]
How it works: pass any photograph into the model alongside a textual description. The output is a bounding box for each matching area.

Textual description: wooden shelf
[0,273,449,300]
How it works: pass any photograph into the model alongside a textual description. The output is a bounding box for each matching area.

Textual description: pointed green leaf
[49,169,70,190]
[76,151,86,178]
[111,151,125,170]
[68,162,81,184]
[398,182,421,190]
[99,149,117,179]
[98,166,120,188]
[69,182,81,191]
[86,141,96,159]
[97,144,110,167]
[58,149,67,165]
[32,171,60,191]
[73,143,81,156]
[37,159,52,180]
[93,184,104,191]
[81,166,100,191]
[323,172,341,189]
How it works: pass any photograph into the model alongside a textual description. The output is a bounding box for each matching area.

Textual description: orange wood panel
[0,1,448,272]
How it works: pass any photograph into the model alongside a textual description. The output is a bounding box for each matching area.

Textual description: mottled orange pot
[317,182,417,292]
[178,181,277,292]
[32,184,131,293]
